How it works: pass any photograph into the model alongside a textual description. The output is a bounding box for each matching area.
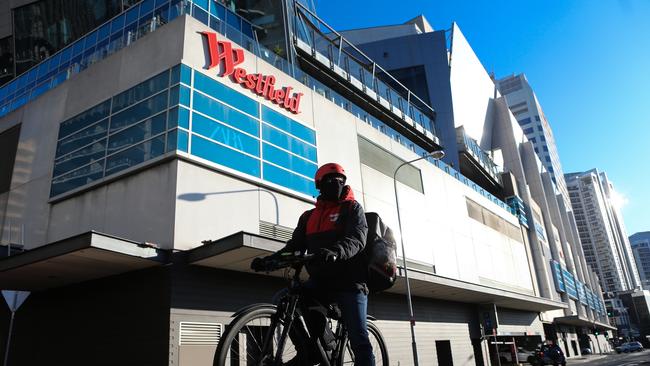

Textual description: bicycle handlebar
[252,252,315,272]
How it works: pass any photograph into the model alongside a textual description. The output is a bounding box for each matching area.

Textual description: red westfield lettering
[201,31,303,114]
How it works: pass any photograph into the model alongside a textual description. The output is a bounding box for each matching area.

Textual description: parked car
[499,347,535,363]
[580,347,592,355]
[615,341,644,353]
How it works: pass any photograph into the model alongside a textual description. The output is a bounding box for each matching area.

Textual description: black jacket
[283,186,369,292]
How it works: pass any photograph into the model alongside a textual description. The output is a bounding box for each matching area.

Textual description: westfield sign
[201,31,303,114]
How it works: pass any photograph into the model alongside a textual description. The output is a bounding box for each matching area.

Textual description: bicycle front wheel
[213,306,298,366]
[339,321,389,366]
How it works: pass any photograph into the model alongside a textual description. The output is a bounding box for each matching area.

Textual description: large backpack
[363,212,398,293]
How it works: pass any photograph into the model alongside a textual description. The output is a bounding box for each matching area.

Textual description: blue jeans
[297,280,374,366]
[334,289,375,366]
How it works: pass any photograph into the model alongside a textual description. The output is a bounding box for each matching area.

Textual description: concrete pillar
[520,142,564,302]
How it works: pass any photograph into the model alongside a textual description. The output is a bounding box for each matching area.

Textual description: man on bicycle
[252,162,374,366]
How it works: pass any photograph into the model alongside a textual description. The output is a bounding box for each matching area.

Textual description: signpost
[2,291,29,366]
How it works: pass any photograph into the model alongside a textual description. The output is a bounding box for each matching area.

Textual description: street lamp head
[428,149,445,160]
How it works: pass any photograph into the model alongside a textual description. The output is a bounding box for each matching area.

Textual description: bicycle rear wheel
[213,306,297,366]
[339,321,389,366]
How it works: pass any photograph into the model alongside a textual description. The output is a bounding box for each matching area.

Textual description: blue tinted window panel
[194,71,258,116]
[112,71,169,113]
[192,92,258,136]
[111,14,126,34]
[98,23,111,40]
[107,113,166,154]
[210,2,225,18]
[551,260,565,293]
[170,64,181,85]
[226,10,241,30]
[194,0,208,9]
[141,0,155,14]
[193,5,209,24]
[563,269,578,299]
[262,106,315,145]
[180,64,192,85]
[105,135,166,177]
[262,125,317,162]
[57,119,109,156]
[168,106,189,129]
[179,85,191,106]
[125,5,140,24]
[51,160,104,197]
[110,91,168,132]
[166,129,177,152]
[191,134,260,177]
[192,113,259,156]
[263,163,317,197]
[59,100,111,139]
[53,139,106,178]
[262,143,317,178]
[177,129,188,152]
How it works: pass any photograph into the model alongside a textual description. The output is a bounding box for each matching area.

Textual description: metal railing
[292,1,436,137]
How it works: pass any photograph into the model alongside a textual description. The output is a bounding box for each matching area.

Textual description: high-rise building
[496,74,570,208]
[565,169,641,293]
[630,232,650,290]
[342,17,613,361]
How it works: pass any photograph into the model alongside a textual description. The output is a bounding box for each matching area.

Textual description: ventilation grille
[259,221,294,242]
[179,322,222,346]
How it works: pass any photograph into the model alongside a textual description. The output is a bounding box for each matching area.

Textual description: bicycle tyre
[213,306,297,366]
[338,321,389,366]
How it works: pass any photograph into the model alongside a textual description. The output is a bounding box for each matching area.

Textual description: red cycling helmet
[314,163,346,189]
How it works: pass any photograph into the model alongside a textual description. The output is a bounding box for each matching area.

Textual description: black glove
[316,248,338,264]
[251,257,268,272]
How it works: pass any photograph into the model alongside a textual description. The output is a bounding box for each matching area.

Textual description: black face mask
[319,178,344,201]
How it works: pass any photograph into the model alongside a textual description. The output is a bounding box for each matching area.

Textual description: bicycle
[213,252,389,366]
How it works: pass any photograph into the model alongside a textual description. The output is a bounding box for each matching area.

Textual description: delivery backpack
[363,212,398,293]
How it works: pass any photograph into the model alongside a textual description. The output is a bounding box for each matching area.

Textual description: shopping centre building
[0,1,612,365]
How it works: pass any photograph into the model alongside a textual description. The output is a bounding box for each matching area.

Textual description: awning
[554,315,617,331]
[188,232,566,312]
[0,231,168,291]
[186,231,285,274]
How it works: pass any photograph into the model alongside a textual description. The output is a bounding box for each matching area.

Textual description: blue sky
[316,0,650,235]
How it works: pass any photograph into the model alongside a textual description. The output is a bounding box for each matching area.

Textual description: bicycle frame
[259,263,345,366]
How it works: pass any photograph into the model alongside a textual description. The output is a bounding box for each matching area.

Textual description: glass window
[59,99,111,138]
[193,5,209,25]
[167,128,188,153]
[110,90,168,132]
[518,117,531,125]
[105,134,166,177]
[523,127,534,134]
[53,139,106,178]
[112,70,169,112]
[193,71,258,116]
[262,124,317,162]
[262,106,315,145]
[194,0,209,9]
[263,162,317,197]
[210,2,225,18]
[107,112,166,154]
[262,143,317,178]
[179,85,191,106]
[191,134,260,177]
[0,36,15,86]
[57,119,108,156]
[168,106,189,129]
[192,113,259,156]
[192,92,258,136]
[50,160,104,197]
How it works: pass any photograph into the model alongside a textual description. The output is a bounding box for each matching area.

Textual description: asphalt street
[568,350,650,366]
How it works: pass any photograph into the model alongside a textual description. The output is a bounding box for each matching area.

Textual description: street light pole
[392,150,444,366]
